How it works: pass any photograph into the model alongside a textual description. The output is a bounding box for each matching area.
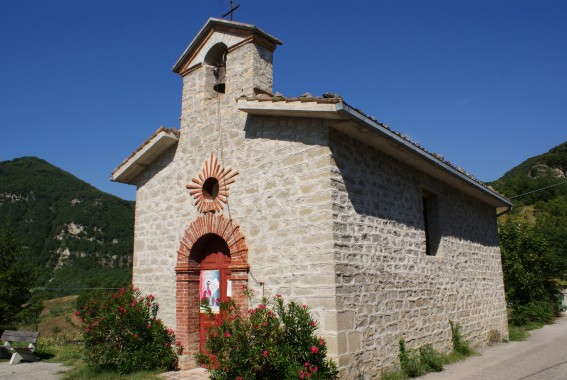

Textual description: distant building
[112,18,512,378]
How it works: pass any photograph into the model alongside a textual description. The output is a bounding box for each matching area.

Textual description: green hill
[491,141,567,208]
[0,157,134,296]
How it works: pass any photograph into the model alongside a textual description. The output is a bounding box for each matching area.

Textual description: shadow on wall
[243,114,499,249]
[329,128,500,249]
[244,114,329,147]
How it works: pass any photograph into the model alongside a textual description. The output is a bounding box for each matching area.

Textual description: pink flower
[303,304,308,310]
[148,294,154,300]
[275,294,281,298]
[84,328,89,333]
[224,332,231,338]
[311,346,319,354]
[264,321,269,326]
[236,377,243,380]
[176,341,182,346]
[120,287,125,293]
[258,304,266,310]
[319,338,325,346]
[212,332,218,337]
[147,323,151,328]
[74,310,79,316]
[263,350,268,357]
[311,321,316,327]
[164,342,169,347]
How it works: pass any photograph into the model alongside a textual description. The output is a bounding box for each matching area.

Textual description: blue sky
[1,0,566,201]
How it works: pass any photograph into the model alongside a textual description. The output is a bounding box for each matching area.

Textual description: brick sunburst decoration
[186,153,238,213]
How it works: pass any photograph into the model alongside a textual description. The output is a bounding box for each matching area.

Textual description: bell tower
[172,18,282,132]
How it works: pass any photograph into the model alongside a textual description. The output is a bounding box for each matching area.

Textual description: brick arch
[177,213,248,267]
[175,213,249,363]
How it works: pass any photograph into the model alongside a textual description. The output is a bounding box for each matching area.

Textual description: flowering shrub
[196,288,338,379]
[76,286,181,374]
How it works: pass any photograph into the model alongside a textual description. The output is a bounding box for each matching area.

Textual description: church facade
[112,18,512,378]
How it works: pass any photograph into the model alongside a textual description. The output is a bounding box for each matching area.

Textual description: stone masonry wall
[131,35,339,362]
[329,129,508,379]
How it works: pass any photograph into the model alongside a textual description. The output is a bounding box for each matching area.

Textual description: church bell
[213,64,226,93]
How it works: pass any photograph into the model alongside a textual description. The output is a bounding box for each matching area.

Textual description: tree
[0,224,38,333]
[499,221,562,325]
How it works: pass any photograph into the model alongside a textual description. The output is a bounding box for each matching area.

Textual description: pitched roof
[172,18,282,75]
[237,93,512,210]
[111,126,179,185]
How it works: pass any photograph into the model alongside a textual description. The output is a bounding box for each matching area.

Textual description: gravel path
[421,312,567,380]
[0,361,69,380]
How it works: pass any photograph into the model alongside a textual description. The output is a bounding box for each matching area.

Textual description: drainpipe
[496,204,514,218]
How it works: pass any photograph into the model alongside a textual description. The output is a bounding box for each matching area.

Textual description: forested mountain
[491,141,567,209]
[0,157,134,296]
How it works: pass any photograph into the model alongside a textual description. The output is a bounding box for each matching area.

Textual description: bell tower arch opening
[204,42,228,94]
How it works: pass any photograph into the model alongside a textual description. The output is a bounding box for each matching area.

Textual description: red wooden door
[198,236,231,353]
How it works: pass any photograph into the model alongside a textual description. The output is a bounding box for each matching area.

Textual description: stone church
[112,18,512,378]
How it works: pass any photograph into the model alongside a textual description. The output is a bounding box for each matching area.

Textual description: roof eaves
[111,126,180,185]
[334,102,513,208]
[237,94,512,208]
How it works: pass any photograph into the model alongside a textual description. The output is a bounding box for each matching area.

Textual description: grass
[33,338,164,380]
[379,349,477,380]
[508,321,546,342]
[20,295,81,339]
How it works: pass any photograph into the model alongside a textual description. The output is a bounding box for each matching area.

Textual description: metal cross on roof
[222,0,240,21]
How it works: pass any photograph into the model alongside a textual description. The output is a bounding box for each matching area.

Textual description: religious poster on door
[200,270,220,314]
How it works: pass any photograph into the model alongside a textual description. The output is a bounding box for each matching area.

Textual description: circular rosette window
[186,153,239,213]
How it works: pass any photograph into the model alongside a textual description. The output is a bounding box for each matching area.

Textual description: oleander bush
[76,286,181,374]
[196,288,338,380]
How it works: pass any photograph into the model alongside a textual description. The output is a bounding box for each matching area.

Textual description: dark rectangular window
[422,190,441,256]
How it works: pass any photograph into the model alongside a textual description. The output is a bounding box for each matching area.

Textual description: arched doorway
[192,233,231,351]
[175,213,249,360]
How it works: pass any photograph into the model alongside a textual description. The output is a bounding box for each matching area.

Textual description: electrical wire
[509,180,567,199]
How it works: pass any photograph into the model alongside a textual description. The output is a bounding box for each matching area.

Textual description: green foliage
[418,344,444,372]
[76,286,180,374]
[499,222,561,325]
[196,289,338,380]
[0,157,134,289]
[449,320,472,356]
[491,142,567,328]
[398,340,444,378]
[0,224,43,333]
[398,322,472,378]
[398,339,425,378]
[508,301,555,326]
